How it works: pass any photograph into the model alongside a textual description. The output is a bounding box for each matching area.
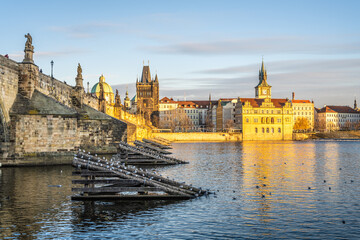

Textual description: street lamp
[51,60,54,78]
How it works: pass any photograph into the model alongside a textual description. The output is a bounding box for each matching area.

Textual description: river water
[0,141,359,239]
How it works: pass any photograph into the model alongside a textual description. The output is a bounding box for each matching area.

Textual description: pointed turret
[155,74,159,82]
[258,58,268,86]
[140,65,151,83]
[255,58,271,98]
[354,98,357,110]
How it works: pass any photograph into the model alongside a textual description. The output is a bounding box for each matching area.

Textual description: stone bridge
[0,34,151,166]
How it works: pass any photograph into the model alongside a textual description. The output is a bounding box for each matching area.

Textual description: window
[261,117,265,124]
[255,127,258,133]
[254,118,258,123]
[266,128,269,133]
[277,118,281,123]
[262,128,265,133]
[271,117,274,124]
[278,128,281,133]
[246,118,249,123]
[271,128,274,133]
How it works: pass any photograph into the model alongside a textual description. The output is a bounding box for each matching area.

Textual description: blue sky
[1,0,359,107]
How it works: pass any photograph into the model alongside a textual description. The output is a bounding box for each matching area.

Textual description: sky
[1,0,359,108]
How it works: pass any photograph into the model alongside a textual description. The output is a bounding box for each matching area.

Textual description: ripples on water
[0,141,359,239]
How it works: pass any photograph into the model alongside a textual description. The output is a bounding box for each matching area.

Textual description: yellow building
[234,60,293,140]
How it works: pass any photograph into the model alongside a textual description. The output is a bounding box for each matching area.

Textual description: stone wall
[78,118,127,153]
[0,55,19,124]
[10,114,79,157]
[37,72,98,109]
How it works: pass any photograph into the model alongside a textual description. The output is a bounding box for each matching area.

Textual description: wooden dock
[154,137,172,145]
[143,138,172,149]
[72,151,208,201]
[134,140,172,155]
[115,141,187,165]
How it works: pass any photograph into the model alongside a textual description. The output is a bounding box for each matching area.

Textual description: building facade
[234,60,293,140]
[291,93,314,131]
[316,105,360,131]
[136,65,159,126]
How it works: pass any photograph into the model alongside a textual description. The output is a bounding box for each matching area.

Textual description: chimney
[292,92,295,100]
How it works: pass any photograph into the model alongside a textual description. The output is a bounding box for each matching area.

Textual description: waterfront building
[215,98,237,131]
[159,97,178,130]
[234,60,293,140]
[136,65,160,126]
[177,101,199,131]
[316,105,360,131]
[192,100,215,131]
[291,92,314,131]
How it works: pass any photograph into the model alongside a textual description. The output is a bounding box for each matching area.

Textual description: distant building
[192,99,215,131]
[316,105,360,131]
[215,98,237,131]
[159,97,178,130]
[234,60,293,140]
[136,65,159,126]
[291,92,314,131]
[177,101,199,131]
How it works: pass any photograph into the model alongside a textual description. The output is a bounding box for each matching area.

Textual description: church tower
[136,64,159,126]
[255,59,271,98]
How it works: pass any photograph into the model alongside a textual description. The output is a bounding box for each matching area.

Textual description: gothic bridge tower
[136,64,159,126]
[255,59,272,99]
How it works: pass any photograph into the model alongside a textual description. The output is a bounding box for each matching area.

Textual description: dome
[91,82,114,94]
[91,75,114,95]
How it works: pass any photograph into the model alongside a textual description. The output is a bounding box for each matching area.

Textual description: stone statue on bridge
[23,33,34,63]
[77,63,82,78]
[25,33,32,48]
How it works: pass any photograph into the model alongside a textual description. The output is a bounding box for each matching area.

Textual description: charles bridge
[0,34,152,166]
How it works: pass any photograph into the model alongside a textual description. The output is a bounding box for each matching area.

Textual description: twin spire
[258,58,269,87]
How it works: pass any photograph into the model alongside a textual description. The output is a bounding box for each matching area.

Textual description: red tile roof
[318,105,359,114]
[160,97,177,103]
[177,101,197,108]
[239,98,289,108]
[292,100,311,103]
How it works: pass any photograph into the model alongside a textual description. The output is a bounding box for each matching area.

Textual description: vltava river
[0,141,359,239]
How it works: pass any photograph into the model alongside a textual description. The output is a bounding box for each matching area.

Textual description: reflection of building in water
[321,142,340,185]
[241,141,316,218]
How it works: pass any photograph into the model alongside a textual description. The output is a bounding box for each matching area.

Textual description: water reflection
[0,141,360,239]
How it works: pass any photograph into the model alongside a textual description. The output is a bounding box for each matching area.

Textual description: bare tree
[293,117,311,132]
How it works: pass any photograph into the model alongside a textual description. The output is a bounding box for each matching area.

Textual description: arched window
[255,128,258,133]
[266,128,269,133]
[271,117,274,124]
[278,128,281,133]
[271,128,274,133]
[262,128,265,133]
[261,117,265,124]
[266,117,270,124]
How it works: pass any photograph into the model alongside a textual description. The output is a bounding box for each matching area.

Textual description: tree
[293,117,311,132]
[205,113,214,132]
[224,119,235,132]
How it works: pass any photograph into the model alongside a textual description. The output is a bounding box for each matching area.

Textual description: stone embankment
[152,132,242,142]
